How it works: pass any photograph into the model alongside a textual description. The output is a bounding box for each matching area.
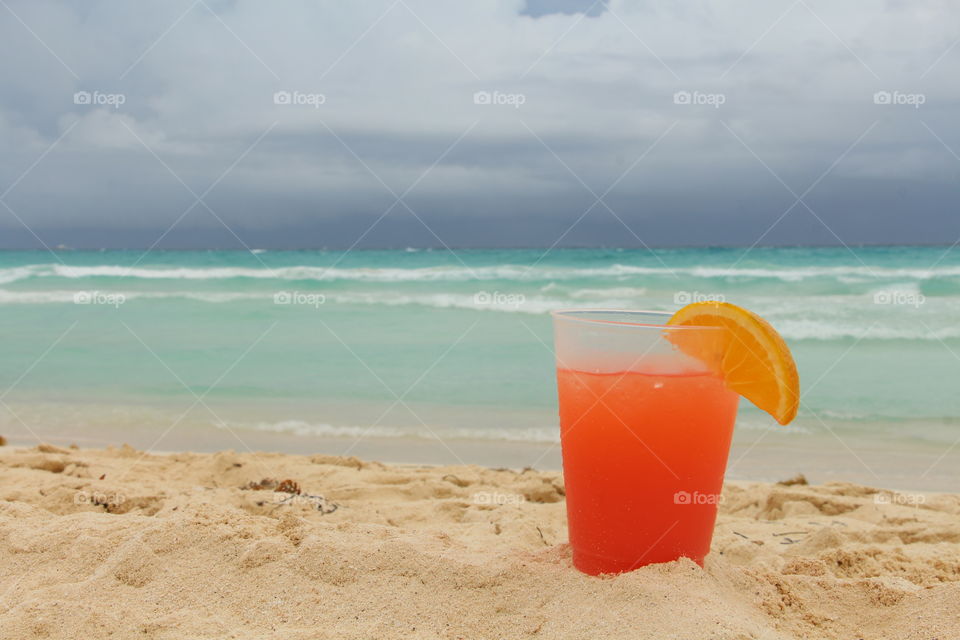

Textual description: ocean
[1,246,958,489]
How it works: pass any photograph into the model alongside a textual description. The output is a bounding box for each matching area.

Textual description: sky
[0,0,958,249]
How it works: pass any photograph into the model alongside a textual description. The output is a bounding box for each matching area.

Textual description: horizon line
[0,242,955,252]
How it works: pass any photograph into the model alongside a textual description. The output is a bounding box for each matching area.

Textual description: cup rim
[550,308,722,331]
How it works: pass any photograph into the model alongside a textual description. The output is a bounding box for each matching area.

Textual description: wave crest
[3,262,960,284]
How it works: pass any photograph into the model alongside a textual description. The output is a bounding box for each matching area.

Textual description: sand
[1,445,959,639]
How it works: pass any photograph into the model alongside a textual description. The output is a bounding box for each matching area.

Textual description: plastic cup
[552,309,739,575]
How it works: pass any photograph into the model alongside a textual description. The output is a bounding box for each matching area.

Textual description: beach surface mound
[1,446,959,639]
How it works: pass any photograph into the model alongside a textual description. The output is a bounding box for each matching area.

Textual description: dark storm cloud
[0,0,958,248]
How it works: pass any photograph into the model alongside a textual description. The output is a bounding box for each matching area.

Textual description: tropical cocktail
[553,304,798,575]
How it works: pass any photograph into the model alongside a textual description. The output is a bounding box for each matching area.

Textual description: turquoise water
[1,246,959,468]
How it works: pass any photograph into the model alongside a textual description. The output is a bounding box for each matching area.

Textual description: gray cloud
[0,0,958,248]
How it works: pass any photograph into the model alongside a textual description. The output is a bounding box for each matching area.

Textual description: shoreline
[2,422,957,492]
[0,438,956,493]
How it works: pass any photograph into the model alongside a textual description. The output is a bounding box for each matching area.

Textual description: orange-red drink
[552,310,740,575]
[557,367,738,574]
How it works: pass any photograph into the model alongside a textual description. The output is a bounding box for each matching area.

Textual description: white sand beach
[2,444,958,639]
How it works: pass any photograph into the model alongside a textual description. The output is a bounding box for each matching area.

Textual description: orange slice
[667,301,799,425]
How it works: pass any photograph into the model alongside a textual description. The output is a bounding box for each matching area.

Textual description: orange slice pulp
[667,301,800,425]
